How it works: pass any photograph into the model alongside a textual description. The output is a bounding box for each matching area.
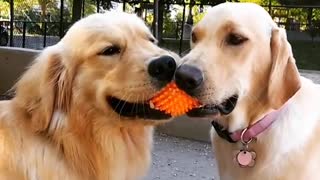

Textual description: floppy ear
[41,49,75,131]
[16,46,76,134]
[268,28,301,109]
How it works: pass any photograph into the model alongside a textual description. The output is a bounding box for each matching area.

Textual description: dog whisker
[121,93,134,118]
[118,92,129,121]
[126,82,152,89]
[136,95,139,116]
[227,97,236,108]
[114,93,127,114]
[181,48,191,56]
[142,94,146,120]
[130,95,136,115]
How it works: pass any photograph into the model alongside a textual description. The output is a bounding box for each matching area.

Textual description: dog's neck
[213,102,288,143]
[56,107,153,179]
[214,78,320,173]
[16,99,154,180]
[211,82,293,145]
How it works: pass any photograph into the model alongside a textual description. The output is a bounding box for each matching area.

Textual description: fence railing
[1,4,320,53]
[0,20,72,49]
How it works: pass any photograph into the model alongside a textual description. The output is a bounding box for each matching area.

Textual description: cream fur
[0,12,178,180]
[183,2,320,180]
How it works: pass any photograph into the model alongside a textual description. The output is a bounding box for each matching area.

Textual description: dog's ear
[17,46,76,134]
[41,48,74,130]
[268,28,301,109]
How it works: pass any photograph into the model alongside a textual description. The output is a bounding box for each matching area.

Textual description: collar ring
[240,128,253,144]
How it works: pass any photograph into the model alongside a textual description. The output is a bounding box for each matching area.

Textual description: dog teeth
[150,102,155,109]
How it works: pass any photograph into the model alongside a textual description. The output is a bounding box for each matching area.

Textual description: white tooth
[150,102,155,109]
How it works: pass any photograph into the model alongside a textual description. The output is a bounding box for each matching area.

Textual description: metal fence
[1,1,320,69]
[1,20,63,49]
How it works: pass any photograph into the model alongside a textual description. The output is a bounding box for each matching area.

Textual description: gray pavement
[301,71,320,83]
[146,132,218,180]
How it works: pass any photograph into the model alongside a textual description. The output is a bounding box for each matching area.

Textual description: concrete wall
[287,31,320,42]
[0,47,39,94]
[1,47,320,142]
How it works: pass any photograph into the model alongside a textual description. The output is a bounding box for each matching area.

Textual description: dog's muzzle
[187,95,238,117]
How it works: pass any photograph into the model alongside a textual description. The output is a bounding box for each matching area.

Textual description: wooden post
[9,0,14,46]
[268,0,272,14]
[97,0,100,13]
[154,0,159,39]
[82,0,85,17]
[59,0,64,38]
[123,0,126,12]
[179,2,186,56]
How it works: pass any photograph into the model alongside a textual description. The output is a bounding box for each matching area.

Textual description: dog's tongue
[149,82,201,117]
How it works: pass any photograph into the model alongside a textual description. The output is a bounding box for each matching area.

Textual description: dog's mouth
[107,96,171,120]
[187,95,238,118]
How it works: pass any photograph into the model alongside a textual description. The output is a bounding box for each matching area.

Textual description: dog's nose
[148,55,176,82]
[175,64,203,92]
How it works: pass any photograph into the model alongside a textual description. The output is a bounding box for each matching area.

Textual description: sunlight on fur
[0,11,179,180]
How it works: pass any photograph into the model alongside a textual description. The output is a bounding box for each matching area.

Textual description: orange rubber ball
[149,82,201,117]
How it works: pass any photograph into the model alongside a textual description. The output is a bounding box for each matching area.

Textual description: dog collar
[212,103,289,143]
[212,102,290,168]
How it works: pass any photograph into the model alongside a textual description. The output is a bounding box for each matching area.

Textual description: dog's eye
[191,32,197,43]
[100,45,121,56]
[226,33,248,46]
[149,37,157,44]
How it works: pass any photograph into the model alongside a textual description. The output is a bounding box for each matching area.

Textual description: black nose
[148,55,176,82]
[175,64,203,92]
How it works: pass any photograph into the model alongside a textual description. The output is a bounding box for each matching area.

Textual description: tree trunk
[157,0,164,42]
[38,0,48,24]
[186,0,194,25]
[307,7,313,28]
[72,0,83,23]
[40,3,47,22]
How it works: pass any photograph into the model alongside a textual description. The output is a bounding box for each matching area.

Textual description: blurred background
[0,0,319,70]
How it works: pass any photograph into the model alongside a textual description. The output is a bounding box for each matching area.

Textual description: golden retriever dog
[174,2,320,180]
[0,12,179,180]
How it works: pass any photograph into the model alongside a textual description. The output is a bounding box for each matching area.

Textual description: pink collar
[229,103,289,142]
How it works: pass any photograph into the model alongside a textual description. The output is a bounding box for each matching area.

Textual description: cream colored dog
[174,2,320,180]
[0,12,178,180]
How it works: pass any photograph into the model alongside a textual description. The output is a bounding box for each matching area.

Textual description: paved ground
[300,71,320,83]
[146,132,218,180]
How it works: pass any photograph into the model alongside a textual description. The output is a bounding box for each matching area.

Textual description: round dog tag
[236,151,252,166]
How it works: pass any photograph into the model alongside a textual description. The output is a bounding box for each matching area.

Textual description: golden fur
[0,12,178,180]
[182,2,320,180]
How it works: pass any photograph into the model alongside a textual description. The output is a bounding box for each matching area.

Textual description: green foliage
[185,0,225,5]
[146,13,154,26]
[2,0,320,39]
[0,0,9,19]
[192,5,205,24]
[83,2,97,17]
[277,0,320,5]
[239,0,280,5]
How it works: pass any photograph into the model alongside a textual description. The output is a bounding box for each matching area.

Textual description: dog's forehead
[65,12,151,38]
[60,12,153,50]
[198,3,274,37]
